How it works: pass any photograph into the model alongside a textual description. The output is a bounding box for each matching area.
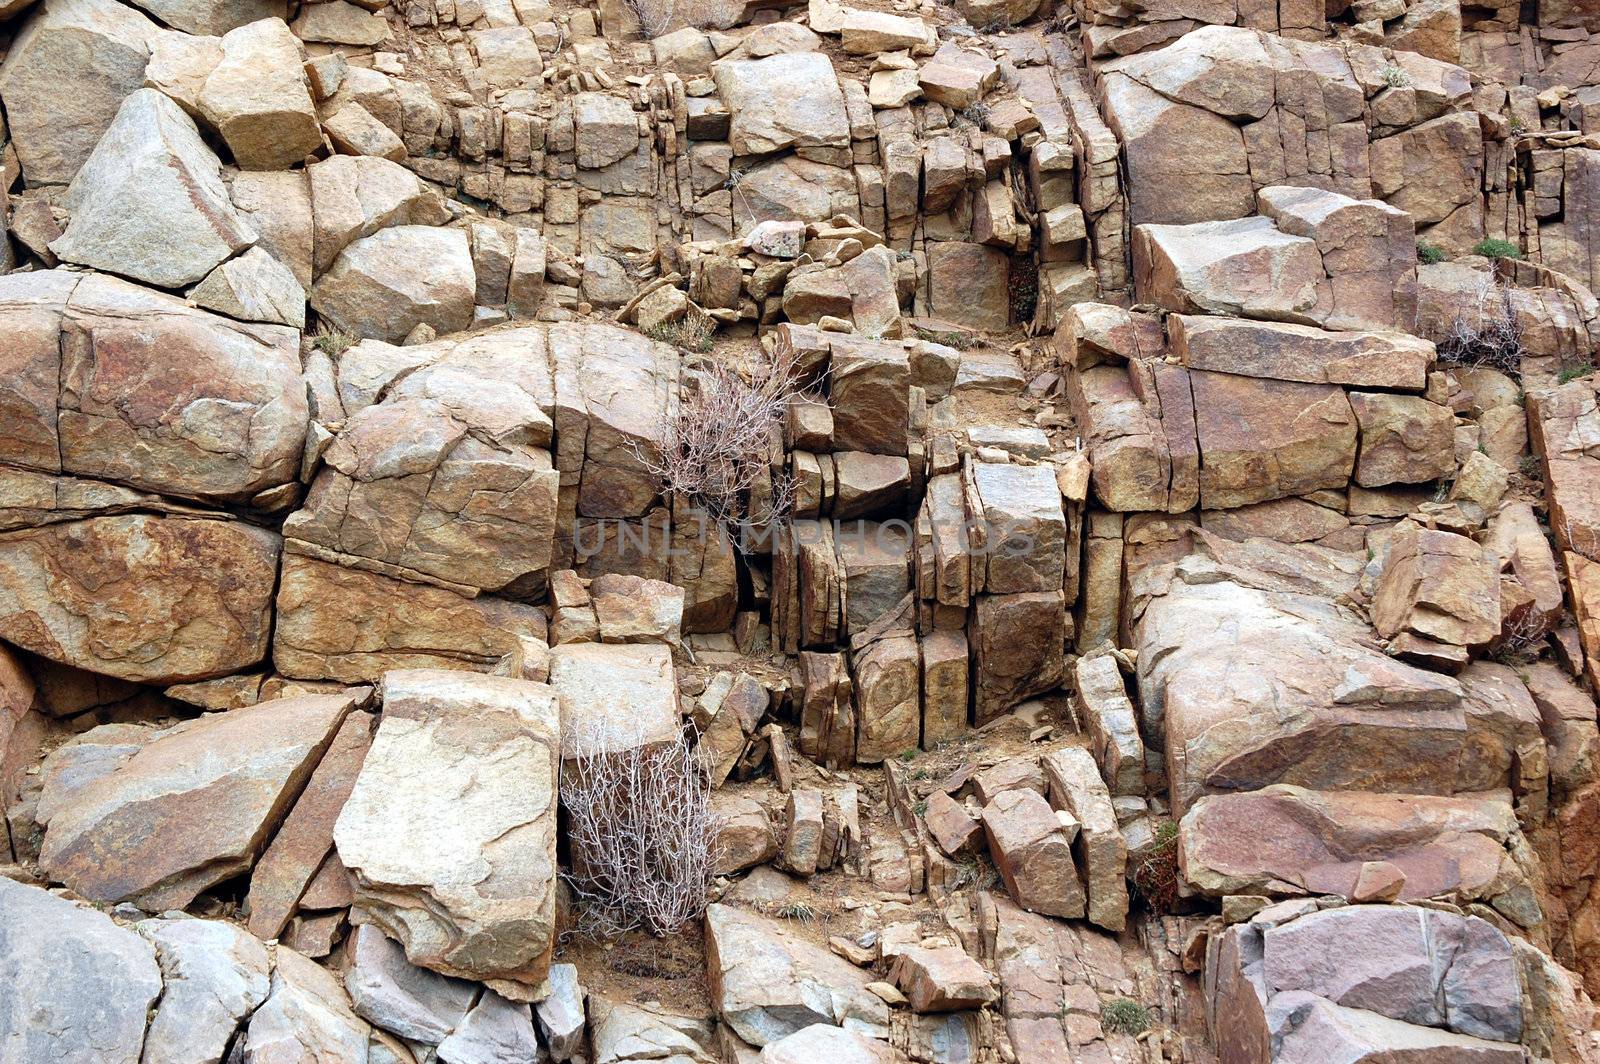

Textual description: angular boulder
[311,225,476,342]
[137,916,273,1064]
[38,692,356,910]
[51,89,256,288]
[1169,315,1431,391]
[197,17,320,170]
[334,670,560,997]
[0,514,280,684]
[712,52,849,157]
[1133,215,1323,323]
[0,877,163,1064]
[1373,526,1501,650]
[981,787,1086,919]
[1191,370,1357,509]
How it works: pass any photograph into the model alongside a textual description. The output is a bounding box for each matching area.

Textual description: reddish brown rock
[852,634,920,765]
[39,692,358,910]
[246,709,375,940]
[889,944,996,1013]
[1169,314,1430,391]
[1349,392,1457,487]
[0,514,279,685]
[981,787,1085,919]
[1373,526,1501,650]
[1190,370,1357,509]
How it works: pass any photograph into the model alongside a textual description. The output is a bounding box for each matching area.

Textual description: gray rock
[245,947,371,1063]
[137,916,272,1064]
[127,0,283,35]
[0,0,160,187]
[590,997,718,1064]
[310,225,476,343]
[535,963,587,1061]
[0,878,163,1064]
[189,246,306,328]
[436,992,538,1064]
[51,88,256,288]
[345,924,477,1045]
[711,52,849,157]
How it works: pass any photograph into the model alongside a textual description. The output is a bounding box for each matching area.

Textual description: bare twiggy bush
[637,344,813,549]
[622,0,675,38]
[1437,272,1524,376]
[561,718,720,938]
[1492,607,1549,666]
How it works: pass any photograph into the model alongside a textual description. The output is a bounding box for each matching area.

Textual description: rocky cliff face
[2,0,1600,1060]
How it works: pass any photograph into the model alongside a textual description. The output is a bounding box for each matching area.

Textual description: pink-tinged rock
[1348,391,1457,487]
[40,692,357,910]
[1178,784,1519,906]
[981,788,1085,919]
[1373,526,1501,649]
[1133,215,1323,322]
[889,944,996,1012]
[1169,314,1431,391]
[1190,370,1357,509]
[923,791,981,858]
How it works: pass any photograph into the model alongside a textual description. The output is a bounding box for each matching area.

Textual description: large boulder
[334,670,560,998]
[547,642,680,757]
[197,17,321,170]
[0,877,163,1064]
[1138,545,1466,814]
[711,52,849,157]
[0,270,306,503]
[0,0,160,187]
[129,0,283,35]
[705,903,888,1046]
[244,947,371,1062]
[1168,315,1431,391]
[0,514,280,684]
[1190,370,1357,509]
[51,89,256,288]
[1134,215,1324,324]
[1179,785,1522,907]
[308,155,452,276]
[1372,526,1501,650]
[38,692,357,910]
[271,554,549,684]
[311,225,476,342]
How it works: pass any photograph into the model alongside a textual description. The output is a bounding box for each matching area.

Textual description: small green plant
[912,799,928,817]
[1416,242,1446,265]
[645,315,714,354]
[772,902,817,924]
[1101,997,1153,1036]
[1509,115,1527,134]
[960,101,991,127]
[1473,238,1524,260]
[312,323,355,358]
[1559,361,1596,384]
[1519,454,1542,479]
[1380,64,1411,88]
[898,748,919,762]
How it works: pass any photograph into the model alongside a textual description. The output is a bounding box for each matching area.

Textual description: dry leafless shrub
[645,314,714,354]
[637,343,812,550]
[622,0,675,38]
[561,718,720,938]
[1492,607,1549,666]
[1437,272,1524,376]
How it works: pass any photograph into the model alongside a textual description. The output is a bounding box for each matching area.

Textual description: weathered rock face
[1208,903,1525,1061]
[38,692,356,910]
[1169,315,1432,391]
[0,270,306,504]
[1190,371,1357,509]
[0,0,160,187]
[705,903,888,1046]
[1373,525,1502,650]
[0,877,164,1064]
[334,670,560,998]
[548,642,680,756]
[1138,544,1465,814]
[1179,784,1526,908]
[0,514,280,684]
[51,89,256,288]
[197,17,321,170]
[272,554,548,683]
[981,787,1086,919]
[245,946,371,1062]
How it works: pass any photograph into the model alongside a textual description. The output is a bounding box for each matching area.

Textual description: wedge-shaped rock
[245,947,371,1063]
[335,670,560,997]
[1169,315,1431,391]
[51,89,256,287]
[1133,215,1323,324]
[272,554,549,684]
[312,225,476,342]
[197,17,320,170]
[0,269,306,502]
[889,944,996,1013]
[1269,992,1524,1063]
[0,0,160,187]
[39,692,355,909]
[1191,370,1356,509]
[189,246,306,328]
[705,902,888,1046]
[137,917,272,1064]
[1179,785,1521,906]
[589,997,720,1064]
[309,155,451,276]
[1139,554,1466,815]
[712,52,849,156]
[1042,746,1127,932]
[0,878,163,1064]
[0,514,279,684]
[1373,526,1501,649]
